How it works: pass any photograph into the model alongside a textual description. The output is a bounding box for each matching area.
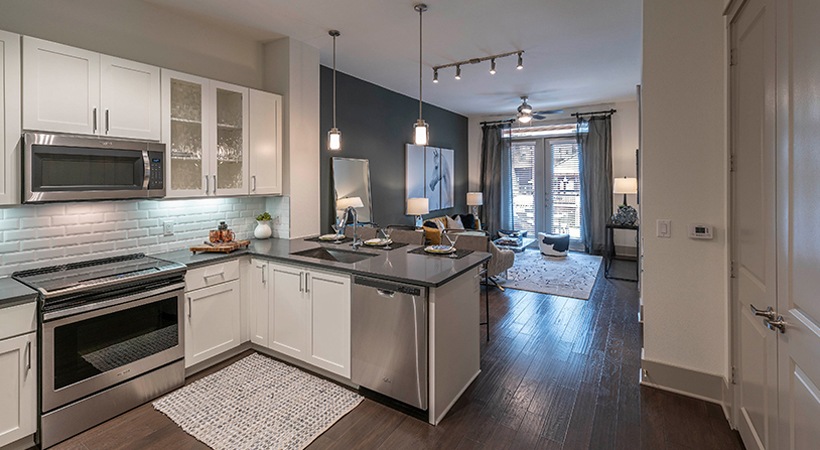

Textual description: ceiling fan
[515,96,563,123]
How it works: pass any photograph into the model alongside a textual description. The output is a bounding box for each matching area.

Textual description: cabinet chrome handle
[93,107,98,132]
[750,304,776,320]
[105,109,110,134]
[187,296,192,318]
[765,316,786,333]
[305,273,310,294]
[252,175,257,192]
[205,175,210,194]
[213,175,217,195]
[25,340,32,372]
[256,264,266,284]
[299,272,304,293]
[203,271,224,279]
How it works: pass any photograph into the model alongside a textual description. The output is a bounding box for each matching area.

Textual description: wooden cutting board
[190,240,250,254]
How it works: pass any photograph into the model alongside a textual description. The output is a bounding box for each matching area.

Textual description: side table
[605,222,639,282]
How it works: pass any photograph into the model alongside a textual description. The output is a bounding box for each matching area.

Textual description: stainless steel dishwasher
[351,276,428,410]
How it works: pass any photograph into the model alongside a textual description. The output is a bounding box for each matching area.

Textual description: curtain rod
[480,119,514,126]
[571,109,617,117]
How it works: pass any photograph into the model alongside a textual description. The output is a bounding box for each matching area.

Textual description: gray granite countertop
[0,277,38,310]
[158,238,491,288]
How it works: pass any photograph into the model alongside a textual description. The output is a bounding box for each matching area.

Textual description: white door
[270,264,308,359]
[22,37,100,135]
[210,80,249,196]
[161,70,210,198]
[249,89,282,195]
[775,0,820,447]
[184,280,241,368]
[100,55,160,140]
[248,259,270,347]
[0,333,36,448]
[308,270,351,377]
[731,0,778,448]
[0,30,21,206]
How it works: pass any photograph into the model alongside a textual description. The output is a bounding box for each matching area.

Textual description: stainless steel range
[13,253,187,448]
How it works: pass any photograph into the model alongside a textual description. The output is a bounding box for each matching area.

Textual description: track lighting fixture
[328,30,342,151]
[413,3,429,146]
[431,50,524,83]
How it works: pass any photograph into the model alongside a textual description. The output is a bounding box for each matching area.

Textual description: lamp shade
[406,197,429,215]
[613,177,638,194]
[336,196,364,210]
[466,192,484,206]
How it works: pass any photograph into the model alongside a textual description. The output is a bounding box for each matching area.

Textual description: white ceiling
[147,0,642,117]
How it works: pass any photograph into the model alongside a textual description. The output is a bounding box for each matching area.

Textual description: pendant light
[413,4,429,146]
[328,30,342,151]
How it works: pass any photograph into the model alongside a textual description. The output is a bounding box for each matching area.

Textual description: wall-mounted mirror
[332,157,373,224]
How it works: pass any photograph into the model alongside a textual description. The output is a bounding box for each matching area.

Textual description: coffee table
[493,237,536,253]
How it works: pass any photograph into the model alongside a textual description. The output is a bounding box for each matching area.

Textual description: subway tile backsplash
[0,196,290,277]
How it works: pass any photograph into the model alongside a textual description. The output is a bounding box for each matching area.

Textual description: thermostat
[688,223,713,240]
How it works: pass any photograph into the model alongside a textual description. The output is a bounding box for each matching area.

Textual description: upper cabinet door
[22,37,100,135]
[0,30,21,206]
[162,69,210,198]
[249,89,282,196]
[100,55,160,140]
[210,80,249,196]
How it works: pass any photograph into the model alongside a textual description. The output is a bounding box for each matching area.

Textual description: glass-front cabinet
[161,70,249,198]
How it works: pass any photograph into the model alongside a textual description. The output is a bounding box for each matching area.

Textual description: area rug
[153,353,363,450]
[499,250,602,300]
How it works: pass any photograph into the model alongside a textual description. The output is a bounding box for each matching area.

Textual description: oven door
[41,283,184,413]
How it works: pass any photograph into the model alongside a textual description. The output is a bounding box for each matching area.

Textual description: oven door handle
[43,282,186,322]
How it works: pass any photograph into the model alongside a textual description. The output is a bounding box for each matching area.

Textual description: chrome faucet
[339,206,363,250]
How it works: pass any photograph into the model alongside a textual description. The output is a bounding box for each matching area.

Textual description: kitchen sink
[291,247,378,264]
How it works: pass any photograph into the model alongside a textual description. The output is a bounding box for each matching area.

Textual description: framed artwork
[425,146,441,211]
[406,144,455,213]
[440,148,455,209]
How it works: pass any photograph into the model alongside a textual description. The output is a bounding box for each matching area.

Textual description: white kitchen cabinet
[249,89,282,195]
[248,258,270,347]
[184,279,241,368]
[0,303,37,448]
[267,262,351,378]
[22,36,160,140]
[0,30,21,206]
[210,80,249,196]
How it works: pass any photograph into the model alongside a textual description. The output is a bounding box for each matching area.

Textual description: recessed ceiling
[147,0,642,117]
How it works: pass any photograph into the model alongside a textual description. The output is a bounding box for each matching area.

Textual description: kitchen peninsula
[160,237,491,426]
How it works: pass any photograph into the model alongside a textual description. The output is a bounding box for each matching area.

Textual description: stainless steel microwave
[23,132,165,203]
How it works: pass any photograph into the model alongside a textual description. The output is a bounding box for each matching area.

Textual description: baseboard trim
[640,357,726,405]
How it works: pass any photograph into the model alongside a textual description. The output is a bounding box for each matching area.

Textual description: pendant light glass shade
[328,30,342,151]
[413,4,429,146]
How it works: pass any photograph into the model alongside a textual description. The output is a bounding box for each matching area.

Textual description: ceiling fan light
[328,128,341,150]
[517,113,532,124]
[414,119,429,145]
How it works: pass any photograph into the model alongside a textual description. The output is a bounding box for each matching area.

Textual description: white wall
[0,0,265,88]
[641,0,728,378]
[0,197,290,277]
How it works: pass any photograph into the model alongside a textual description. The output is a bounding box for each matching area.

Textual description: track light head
[489,58,497,75]
[455,65,462,80]
[516,52,524,70]
[433,68,438,83]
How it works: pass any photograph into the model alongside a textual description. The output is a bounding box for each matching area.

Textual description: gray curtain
[578,116,613,255]
[480,123,512,235]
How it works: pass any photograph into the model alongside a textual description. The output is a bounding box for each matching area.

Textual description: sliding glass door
[509,137,582,240]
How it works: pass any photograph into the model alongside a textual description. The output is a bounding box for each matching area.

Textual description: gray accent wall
[320,66,469,232]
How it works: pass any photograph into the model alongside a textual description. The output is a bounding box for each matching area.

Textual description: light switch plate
[163,220,174,236]
[657,219,671,238]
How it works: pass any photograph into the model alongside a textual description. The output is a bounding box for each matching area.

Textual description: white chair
[538,232,570,257]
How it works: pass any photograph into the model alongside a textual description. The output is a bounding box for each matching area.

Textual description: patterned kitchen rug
[499,250,603,300]
[153,353,363,450]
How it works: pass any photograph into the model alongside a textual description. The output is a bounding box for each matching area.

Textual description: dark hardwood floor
[53,261,744,450]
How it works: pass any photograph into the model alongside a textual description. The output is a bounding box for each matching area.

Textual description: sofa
[422,214,482,245]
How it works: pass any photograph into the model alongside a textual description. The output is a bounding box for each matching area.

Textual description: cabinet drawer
[0,302,37,340]
[185,259,240,292]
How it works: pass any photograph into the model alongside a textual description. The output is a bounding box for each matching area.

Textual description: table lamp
[335,196,364,225]
[613,177,638,206]
[406,197,429,228]
[466,192,483,217]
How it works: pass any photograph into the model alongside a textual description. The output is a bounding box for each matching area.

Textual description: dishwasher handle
[376,289,395,298]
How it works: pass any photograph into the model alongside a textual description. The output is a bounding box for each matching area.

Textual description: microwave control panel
[148,151,164,190]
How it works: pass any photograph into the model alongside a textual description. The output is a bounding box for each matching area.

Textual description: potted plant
[254,212,273,239]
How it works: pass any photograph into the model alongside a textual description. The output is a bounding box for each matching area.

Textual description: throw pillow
[459,214,476,229]
[447,215,465,230]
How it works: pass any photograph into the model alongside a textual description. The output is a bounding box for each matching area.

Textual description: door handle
[205,175,210,195]
[105,109,110,134]
[252,175,257,192]
[93,107,98,132]
[213,175,217,195]
[25,340,32,372]
[750,304,776,320]
[187,296,192,318]
[765,316,786,333]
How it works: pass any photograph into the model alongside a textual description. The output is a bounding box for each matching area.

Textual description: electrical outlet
[163,221,174,236]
